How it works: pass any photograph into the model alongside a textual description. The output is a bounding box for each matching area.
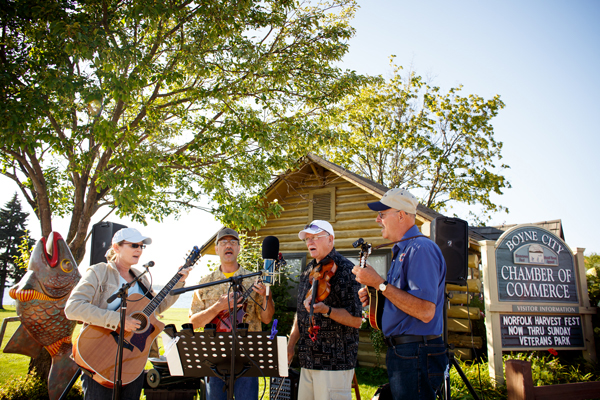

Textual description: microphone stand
[107,265,152,400]
[170,271,265,400]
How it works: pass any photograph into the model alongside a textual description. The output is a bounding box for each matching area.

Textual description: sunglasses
[123,242,146,249]
[304,223,330,232]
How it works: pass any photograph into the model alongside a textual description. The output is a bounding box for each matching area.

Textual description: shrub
[0,372,83,400]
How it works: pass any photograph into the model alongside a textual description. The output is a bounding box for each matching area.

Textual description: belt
[384,335,441,347]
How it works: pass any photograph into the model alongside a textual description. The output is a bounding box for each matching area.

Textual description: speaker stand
[441,293,480,400]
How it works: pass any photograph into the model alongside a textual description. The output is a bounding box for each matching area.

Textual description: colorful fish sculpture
[4,231,82,400]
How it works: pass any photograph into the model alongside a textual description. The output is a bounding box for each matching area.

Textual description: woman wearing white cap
[65,227,189,400]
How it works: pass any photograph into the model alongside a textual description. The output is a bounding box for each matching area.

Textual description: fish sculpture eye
[61,259,74,273]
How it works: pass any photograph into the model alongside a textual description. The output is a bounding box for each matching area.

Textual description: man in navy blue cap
[352,188,448,400]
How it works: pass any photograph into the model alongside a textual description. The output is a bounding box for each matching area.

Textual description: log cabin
[198,153,565,366]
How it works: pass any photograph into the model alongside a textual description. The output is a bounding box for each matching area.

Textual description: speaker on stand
[430,216,480,400]
[431,216,468,286]
[90,221,128,265]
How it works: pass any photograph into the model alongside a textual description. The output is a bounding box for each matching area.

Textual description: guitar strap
[373,234,429,250]
[129,269,155,300]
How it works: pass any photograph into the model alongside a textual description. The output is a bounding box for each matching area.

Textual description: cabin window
[343,250,391,279]
[280,252,306,309]
[308,188,336,222]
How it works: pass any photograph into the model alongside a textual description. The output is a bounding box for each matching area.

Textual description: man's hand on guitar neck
[352,263,385,288]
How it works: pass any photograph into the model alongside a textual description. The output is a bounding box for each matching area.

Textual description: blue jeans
[206,376,258,400]
[386,337,448,400]
[81,372,144,400]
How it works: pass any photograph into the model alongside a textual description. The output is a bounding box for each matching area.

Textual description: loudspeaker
[90,221,128,265]
[431,216,468,285]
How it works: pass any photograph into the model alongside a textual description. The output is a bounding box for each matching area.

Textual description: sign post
[480,225,596,386]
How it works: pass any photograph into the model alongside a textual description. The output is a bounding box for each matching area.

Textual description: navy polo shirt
[381,225,447,337]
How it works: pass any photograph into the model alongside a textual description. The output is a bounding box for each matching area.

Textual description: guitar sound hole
[132,313,147,330]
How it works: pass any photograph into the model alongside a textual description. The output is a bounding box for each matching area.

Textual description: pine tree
[0,193,34,309]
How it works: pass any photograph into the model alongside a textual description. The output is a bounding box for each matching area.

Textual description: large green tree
[320,61,510,224]
[0,193,34,309]
[0,0,364,263]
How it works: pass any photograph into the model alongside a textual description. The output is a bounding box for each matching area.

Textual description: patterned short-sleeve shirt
[296,248,362,370]
[189,266,265,331]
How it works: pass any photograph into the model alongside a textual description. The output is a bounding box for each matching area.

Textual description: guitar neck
[142,269,184,317]
[360,244,372,268]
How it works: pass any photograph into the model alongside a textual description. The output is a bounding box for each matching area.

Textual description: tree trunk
[29,348,52,381]
[0,258,8,310]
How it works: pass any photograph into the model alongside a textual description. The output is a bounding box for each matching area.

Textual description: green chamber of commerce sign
[496,227,579,303]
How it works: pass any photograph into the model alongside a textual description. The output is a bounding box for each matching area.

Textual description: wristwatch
[379,280,389,292]
[323,306,332,318]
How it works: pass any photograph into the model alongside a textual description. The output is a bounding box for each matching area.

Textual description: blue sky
[1,0,599,287]
[341,0,600,252]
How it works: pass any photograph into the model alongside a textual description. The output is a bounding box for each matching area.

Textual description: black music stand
[165,328,288,400]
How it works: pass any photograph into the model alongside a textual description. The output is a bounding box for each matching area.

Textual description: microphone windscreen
[262,236,279,259]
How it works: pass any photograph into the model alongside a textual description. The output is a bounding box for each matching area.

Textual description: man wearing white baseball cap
[352,188,448,400]
[288,220,362,400]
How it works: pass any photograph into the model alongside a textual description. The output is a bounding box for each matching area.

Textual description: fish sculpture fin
[47,341,79,400]
[3,324,44,358]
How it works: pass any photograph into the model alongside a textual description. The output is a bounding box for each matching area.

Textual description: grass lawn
[0,306,383,399]
[0,306,30,384]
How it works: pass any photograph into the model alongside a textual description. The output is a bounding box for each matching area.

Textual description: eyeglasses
[218,239,239,245]
[303,234,329,243]
[124,242,146,249]
[377,210,401,219]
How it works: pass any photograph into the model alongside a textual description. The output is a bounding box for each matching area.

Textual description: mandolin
[72,246,201,388]
[210,282,257,332]
[353,238,385,330]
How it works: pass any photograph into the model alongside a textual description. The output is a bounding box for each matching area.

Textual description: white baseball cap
[112,228,152,245]
[367,188,419,214]
[298,220,335,240]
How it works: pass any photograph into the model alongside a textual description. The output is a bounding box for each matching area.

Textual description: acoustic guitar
[210,283,256,332]
[72,247,201,387]
[353,238,385,330]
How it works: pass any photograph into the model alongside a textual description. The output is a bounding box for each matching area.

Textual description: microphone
[143,261,155,268]
[261,236,279,296]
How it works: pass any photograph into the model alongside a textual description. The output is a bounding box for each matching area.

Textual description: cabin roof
[471,219,564,241]
[199,154,498,254]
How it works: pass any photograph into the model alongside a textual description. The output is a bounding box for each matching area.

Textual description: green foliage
[14,231,33,274]
[0,193,35,308]
[0,370,83,400]
[584,253,600,358]
[360,311,386,367]
[448,358,508,400]
[0,0,366,263]
[585,253,600,307]
[507,352,599,386]
[354,367,389,399]
[320,59,510,224]
[369,328,385,367]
